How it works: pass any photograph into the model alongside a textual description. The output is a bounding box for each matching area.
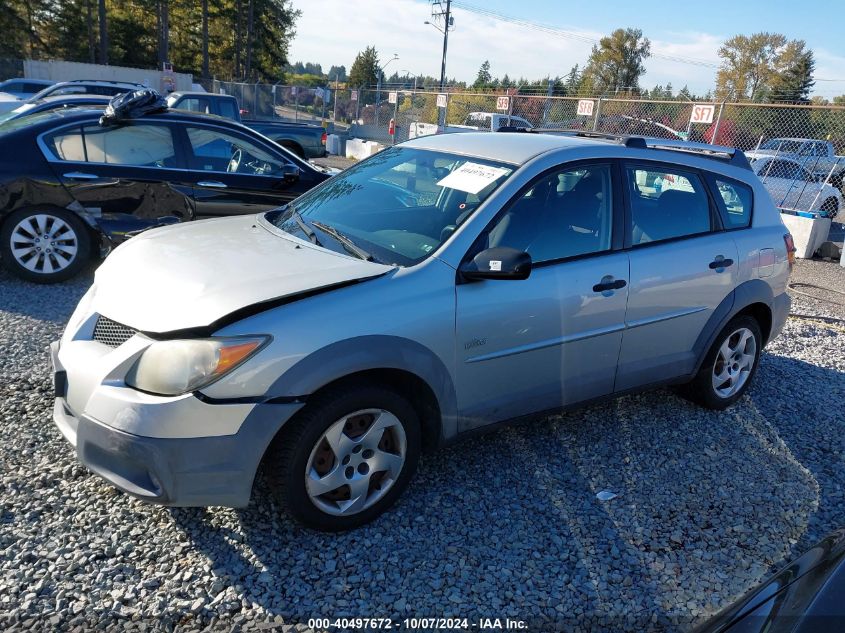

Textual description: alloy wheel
[9,214,79,275]
[712,327,757,399]
[305,408,407,516]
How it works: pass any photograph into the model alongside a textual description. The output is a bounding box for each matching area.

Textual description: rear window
[218,99,238,120]
[712,177,753,229]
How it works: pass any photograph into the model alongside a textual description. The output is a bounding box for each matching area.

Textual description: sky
[287,0,845,97]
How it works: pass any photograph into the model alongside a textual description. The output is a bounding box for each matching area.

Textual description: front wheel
[0,208,91,283]
[267,384,421,531]
[680,315,762,410]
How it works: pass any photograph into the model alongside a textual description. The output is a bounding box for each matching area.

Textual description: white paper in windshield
[436,162,510,195]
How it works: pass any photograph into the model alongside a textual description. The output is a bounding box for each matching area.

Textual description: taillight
[321,131,327,145]
[784,233,796,268]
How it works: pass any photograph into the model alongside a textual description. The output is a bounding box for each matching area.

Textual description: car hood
[90,214,395,333]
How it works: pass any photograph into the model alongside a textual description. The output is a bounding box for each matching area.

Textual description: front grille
[92,315,137,348]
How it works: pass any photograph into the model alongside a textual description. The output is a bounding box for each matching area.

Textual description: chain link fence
[212,81,845,150]
[211,81,845,204]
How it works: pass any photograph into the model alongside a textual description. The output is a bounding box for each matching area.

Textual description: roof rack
[499,127,751,171]
[636,137,752,170]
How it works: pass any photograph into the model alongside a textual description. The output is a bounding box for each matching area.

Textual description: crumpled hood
[91,214,394,333]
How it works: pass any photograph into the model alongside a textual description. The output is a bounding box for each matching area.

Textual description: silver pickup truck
[167,91,327,159]
[746,138,845,190]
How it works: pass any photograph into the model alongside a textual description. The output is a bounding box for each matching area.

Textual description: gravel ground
[1,258,844,632]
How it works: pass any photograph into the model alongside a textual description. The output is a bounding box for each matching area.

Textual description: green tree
[716,32,786,101]
[473,60,491,90]
[328,64,346,81]
[348,45,379,88]
[582,27,651,93]
[769,40,815,102]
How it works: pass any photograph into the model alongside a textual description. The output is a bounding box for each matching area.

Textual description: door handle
[709,257,734,270]
[197,180,228,188]
[63,172,98,180]
[592,277,627,293]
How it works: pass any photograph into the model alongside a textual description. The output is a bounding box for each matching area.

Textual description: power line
[451,1,721,69]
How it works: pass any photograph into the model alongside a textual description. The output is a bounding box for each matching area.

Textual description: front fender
[264,335,458,442]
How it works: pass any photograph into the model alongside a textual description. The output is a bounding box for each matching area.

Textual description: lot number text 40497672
[307,617,528,630]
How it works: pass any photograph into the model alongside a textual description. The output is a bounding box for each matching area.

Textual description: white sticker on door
[436,162,511,195]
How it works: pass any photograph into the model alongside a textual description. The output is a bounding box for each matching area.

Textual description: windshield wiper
[291,208,322,246]
[311,221,376,262]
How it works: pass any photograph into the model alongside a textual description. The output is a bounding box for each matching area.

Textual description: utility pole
[431,0,452,90]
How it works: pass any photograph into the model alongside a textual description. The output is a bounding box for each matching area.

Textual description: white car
[750,155,842,219]
[0,79,55,113]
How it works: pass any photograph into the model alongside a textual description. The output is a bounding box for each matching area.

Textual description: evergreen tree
[348,45,379,88]
[473,60,491,89]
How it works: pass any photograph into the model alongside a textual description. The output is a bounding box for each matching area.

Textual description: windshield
[267,146,514,266]
[760,139,804,152]
[0,102,35,124]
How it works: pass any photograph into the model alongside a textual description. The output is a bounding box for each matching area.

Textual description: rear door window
[43,123,179,167]
[626,165,712,245]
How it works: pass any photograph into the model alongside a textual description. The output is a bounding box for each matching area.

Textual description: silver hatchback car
[52,131,793,530]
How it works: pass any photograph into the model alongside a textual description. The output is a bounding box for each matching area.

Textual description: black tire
[0,208,91,283]
[680,315,763,410]
[278,141,306,159]
[266,383,421,531]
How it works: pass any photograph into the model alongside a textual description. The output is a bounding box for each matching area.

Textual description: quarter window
[486,164,614,263]
[713,178,753,229]
[626,166,711,244]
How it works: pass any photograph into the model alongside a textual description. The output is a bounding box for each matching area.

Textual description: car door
[455,162,629,430]
[41,120,196,238]
[178,123,319,217]
[614,162,739,392]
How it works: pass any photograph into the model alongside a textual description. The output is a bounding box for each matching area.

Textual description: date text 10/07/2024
[307,618,528,630]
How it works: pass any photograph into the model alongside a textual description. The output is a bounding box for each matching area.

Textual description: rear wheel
[267,383,421,531]
[0,208,91,283]
[278,141,306,159]
[680,315,762,410]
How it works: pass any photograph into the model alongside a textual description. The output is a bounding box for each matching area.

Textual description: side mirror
[460,247,532,281]
[282,164,301,183]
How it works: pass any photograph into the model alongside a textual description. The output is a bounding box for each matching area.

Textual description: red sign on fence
[496,96,510,111]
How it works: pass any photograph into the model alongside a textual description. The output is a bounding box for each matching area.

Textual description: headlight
[125,336,269,396]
